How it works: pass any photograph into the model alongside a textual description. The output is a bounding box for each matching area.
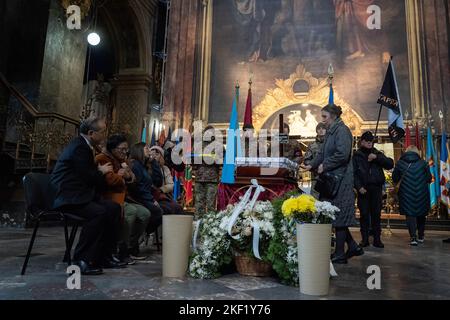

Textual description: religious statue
[82,74,112,120]
[288,109,319,137]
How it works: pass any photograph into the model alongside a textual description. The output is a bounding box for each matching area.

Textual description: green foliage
[267,189,301,286]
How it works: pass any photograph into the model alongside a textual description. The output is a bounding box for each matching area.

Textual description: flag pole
[374,104,383,142]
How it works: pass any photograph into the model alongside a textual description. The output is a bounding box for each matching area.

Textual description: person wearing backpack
[392,146,432,246]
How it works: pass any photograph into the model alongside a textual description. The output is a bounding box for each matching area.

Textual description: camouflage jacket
[283,139,303,164]
[304,138,324,167]
[192,141,221,183]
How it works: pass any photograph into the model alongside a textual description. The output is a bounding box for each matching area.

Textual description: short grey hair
[80,116,103,134]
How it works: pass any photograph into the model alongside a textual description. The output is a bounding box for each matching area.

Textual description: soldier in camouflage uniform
[303,123,327,197]
[282,123,303,164]
[192,126,221,220]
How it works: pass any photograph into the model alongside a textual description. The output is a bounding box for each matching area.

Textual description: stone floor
[0,227,449,300]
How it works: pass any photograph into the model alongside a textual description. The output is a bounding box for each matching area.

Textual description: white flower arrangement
[312,200,340,224]
[189,210,232,279]
[189,200,276,279]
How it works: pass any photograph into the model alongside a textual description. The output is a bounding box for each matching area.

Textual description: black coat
[310,118,355,227]
[128,159,162,209]
[51,136,105,209]
[392,151,432,217]
[353,148,394,190]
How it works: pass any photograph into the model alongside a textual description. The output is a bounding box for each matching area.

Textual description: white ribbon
[247,179,265,211]
[226,179,267,259]
[252,220,262,260]
[330,261,338,277]
[227,182,256,240]
[192,219,202,252]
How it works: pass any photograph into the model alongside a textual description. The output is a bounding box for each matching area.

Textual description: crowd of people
[301,103,447,265]
[50,105,449,274]
[51,117,184,275]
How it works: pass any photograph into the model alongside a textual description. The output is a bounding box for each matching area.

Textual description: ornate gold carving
[61,0,92,18]
[253,64,363,136]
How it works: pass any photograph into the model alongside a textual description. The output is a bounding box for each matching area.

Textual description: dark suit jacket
[51,136,105,209]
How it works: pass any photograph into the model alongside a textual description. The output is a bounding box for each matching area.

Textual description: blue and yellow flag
[427,127,440,208]
[328,83,334,105]
[221,86,242,184]
[141,119,147,143]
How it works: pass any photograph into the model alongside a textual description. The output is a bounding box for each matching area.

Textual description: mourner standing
[353,131,394,248]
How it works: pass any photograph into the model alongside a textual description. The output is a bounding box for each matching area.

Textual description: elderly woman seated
[96,135,151,263]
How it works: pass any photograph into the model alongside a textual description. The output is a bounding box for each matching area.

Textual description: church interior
[0,0,450,302]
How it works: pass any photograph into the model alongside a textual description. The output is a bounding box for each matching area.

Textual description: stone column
[163,0,200,130]
[113,74,152,143]
[422,0,450,132]
[38,0,88,119]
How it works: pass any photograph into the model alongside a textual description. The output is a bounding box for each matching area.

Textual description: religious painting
[208,0,410,130]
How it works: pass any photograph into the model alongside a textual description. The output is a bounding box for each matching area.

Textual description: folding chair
[21,173,85,275]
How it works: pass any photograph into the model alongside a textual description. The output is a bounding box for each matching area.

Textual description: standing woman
[302,104,363,264]
[392,146,431,246]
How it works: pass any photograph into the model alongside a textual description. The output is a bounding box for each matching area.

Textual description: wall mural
[209,0,410,132]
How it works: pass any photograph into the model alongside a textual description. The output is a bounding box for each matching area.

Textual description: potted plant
[281,194,339,296]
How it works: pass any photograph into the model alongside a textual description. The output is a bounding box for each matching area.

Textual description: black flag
[377,59,405,143]
[377,61,401,115]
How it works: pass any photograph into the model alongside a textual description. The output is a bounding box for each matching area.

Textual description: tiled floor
[0,227,449,300]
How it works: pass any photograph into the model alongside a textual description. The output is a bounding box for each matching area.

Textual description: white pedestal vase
[162,215,194,278]
[297,223,332,296]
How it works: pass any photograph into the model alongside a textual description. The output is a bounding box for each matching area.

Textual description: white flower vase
[162,215,194,278]
[297,223,332,296]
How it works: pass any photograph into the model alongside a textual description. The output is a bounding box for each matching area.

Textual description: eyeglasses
[116,147,129,153]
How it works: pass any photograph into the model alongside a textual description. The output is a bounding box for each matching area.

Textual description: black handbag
[314,171,344,199]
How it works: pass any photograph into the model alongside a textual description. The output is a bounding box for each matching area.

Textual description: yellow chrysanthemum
[296,194,316,213]
[281,198,297,217]
[281,194,316,218]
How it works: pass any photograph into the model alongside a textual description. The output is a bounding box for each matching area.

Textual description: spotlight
[87,32,101,46]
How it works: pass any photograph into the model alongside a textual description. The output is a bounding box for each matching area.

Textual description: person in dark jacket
[302,104,363,264]
[96,135,151,264]
[392,146,432,246]
[51,117,125,275]
[150,146,184,215]
[303,122,327,198]
[128,142,164,254]
[353,131,394,248]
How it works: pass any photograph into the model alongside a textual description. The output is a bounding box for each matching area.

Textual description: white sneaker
[418,238,425,244]
[410,238,418,246]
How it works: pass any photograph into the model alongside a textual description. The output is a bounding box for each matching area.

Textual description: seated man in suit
[51,116,125,275]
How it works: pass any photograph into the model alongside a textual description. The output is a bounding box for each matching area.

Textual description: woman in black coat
[392,146,432,246]
[302,104,363,264]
